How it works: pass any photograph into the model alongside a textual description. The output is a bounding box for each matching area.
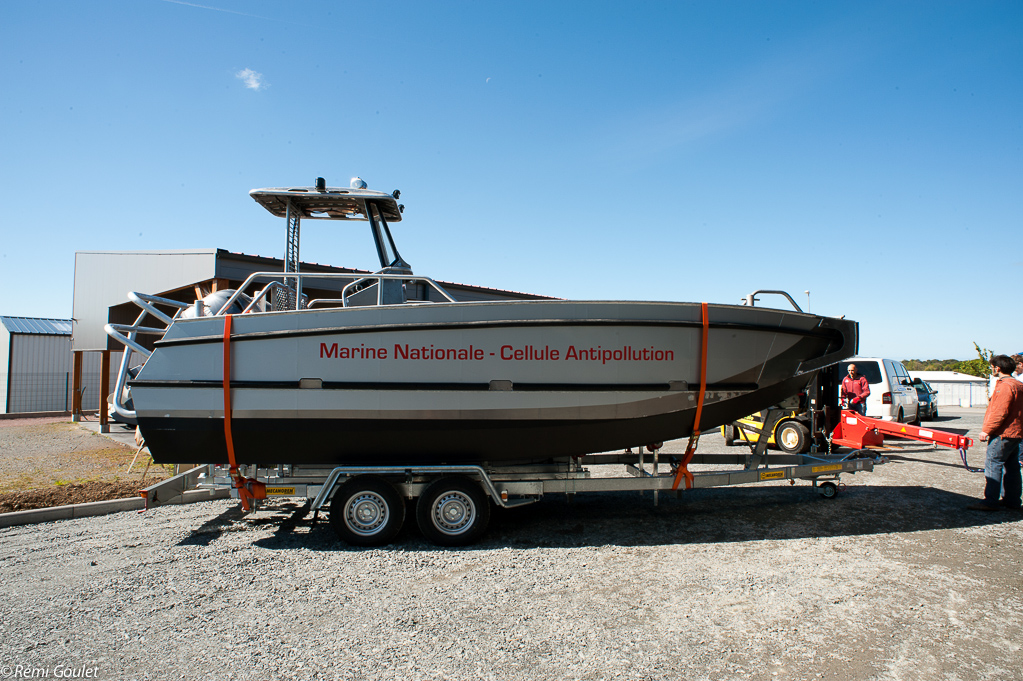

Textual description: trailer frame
[155,437,879,546]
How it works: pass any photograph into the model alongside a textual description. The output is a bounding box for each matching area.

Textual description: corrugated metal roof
[0,316,73,335]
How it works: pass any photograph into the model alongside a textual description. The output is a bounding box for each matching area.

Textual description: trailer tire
[417,476,490,547]
[776,421,810,454]
[330,476,405,546]
[818,481,839,498]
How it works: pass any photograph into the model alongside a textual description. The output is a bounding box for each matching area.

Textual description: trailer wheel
[818,481,839,499]
[417,476,490,547]
[776,421,810,454]
[330,476,405,546]
[723,424,737,446]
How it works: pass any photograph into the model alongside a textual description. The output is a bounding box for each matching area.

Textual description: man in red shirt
[841,363,870,416]
[968,354,1023,511]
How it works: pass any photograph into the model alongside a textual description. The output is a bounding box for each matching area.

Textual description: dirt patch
[0,415,71,428]
[0,419,168,509]
[0,480,148,512]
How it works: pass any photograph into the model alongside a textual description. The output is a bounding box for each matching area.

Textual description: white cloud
[236,68,268,91]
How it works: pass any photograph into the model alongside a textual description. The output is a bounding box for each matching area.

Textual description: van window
[840,361,882,384]
[894,362,911,385]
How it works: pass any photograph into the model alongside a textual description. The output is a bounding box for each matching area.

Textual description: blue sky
[1,1,1020,359]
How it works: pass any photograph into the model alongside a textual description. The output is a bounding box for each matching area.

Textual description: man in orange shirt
[968,354,1023,511]
[1015,353,1023,466]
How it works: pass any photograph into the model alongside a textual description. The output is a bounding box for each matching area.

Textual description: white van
[838,358,920,423]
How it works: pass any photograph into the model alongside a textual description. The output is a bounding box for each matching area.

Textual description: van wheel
[330,476,405,546]
[417,476,490,547]
[776,421,810,454]
[896,409,904,423]
[933,409,938,420]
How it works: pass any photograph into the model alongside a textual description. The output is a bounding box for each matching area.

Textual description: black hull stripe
[129,379,760,392]
[155,318,834,348]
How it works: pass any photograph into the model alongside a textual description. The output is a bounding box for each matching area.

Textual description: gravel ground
[0,407,1020,681]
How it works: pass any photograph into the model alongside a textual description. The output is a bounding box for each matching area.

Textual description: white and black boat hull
[130,300,855,465]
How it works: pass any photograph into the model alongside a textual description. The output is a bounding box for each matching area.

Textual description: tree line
[902,343,992,378]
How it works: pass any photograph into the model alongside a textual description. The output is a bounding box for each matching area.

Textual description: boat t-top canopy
[247,178,411,308]
[249,182,403,222]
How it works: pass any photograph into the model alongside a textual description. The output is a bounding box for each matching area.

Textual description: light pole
[804,290,810,313]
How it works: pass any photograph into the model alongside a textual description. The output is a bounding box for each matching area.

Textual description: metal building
[0,317,74,413]
[73,249,553,353]
[70,248,553,428]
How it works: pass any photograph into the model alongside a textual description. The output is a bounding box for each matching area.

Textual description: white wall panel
[0,325,10,412]
[929,381,988,408]
[73,250,217,351]
[7,335,73,412]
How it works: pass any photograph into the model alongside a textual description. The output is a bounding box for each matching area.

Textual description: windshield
[840,361,882,384]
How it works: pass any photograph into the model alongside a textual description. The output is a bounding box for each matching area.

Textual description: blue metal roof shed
[0,317,73,336]
[1,316,73,413]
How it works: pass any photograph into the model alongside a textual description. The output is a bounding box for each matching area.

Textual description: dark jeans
[849,401,866,416]
[983,436,1022,508]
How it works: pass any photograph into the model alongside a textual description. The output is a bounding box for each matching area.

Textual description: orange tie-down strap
[672,302,709,491]
[223,314,265,510]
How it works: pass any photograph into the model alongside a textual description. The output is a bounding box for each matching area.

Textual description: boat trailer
[138,429,880,546]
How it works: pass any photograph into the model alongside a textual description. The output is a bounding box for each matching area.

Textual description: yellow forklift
[721,393,813,454]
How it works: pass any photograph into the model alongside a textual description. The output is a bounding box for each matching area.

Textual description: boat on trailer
[107,178,858,468]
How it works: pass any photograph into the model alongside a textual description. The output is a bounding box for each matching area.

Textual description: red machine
[830,410,974,452]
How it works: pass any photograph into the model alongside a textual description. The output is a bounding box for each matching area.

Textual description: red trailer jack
[830,410,977,468]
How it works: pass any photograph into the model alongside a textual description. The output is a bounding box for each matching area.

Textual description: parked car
[838,358,920,423]
[912,378,938,420]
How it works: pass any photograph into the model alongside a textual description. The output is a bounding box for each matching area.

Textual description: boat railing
[744,290,804,312]
[104,292,191,421]
[239,280,290,314]
[103,272,456,419]
[219,270,457,313]
[339,273,457,307]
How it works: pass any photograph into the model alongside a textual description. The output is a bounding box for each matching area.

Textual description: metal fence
[4,335,141,413]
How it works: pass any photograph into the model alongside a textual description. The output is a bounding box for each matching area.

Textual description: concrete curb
[0,409,81,419]
[0,488,230,528]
